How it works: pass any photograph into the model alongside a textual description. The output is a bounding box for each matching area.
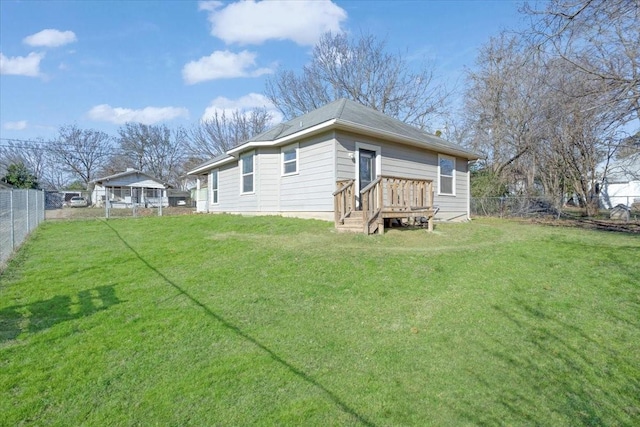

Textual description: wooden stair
[333,176,434,235]
[335,214,366,233]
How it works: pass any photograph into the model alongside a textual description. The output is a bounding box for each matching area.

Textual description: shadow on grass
[102,220,375,426]
[452,298,640,425]
[0,285,121,343]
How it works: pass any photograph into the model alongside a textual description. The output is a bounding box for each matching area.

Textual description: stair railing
[335,176,434,234]
[332,179,356,224]
[360,177,383,234]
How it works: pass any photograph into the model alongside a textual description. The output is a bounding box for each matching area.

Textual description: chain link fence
[0,189,45,269]
[43,188,193,220]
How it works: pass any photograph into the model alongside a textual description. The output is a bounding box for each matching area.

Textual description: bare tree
[464,33,543,192]
[49,125,113,189]
[187,108,272,159]
[528,56,621,214]
[265,32,451,130]
[117,123,187,186]
[524,0,640,126]
[0,138,54,188]
[463,31,622,214]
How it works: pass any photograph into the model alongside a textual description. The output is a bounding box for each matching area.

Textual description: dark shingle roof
[243,98,479,158]
[188,99,480,174]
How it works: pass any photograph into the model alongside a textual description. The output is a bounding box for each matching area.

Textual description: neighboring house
[0,181,15,189]
[600,156,640,209]
[91,168,169,208]
[188,99,481,233]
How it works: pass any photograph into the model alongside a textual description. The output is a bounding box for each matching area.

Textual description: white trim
[355,142,382,207]
[240,151,255,195]
[190,117,479,176]
[281,143,299,176]
[210,169,219,205]
[227,120,338,156]
[226,118,480,160]
[188,156,234,175]
[438,154,456,196]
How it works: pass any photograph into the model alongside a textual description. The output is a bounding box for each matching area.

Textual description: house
[600,156,640,209]
[188,99,481,233]
[91,168,169,208]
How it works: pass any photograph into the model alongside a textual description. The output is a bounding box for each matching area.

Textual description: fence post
[27,189,31,231]
[10,190,15,251]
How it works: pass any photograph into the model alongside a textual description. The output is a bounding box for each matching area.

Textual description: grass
[1,215,639,426]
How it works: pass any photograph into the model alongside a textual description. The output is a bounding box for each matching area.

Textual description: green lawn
[1,215,638,426]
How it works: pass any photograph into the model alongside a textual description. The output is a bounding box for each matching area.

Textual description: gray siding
[336,130,355,180]
[210,161,243,213]
[335,130,470,221]
[280,134,336,211]
[207,133,337,216]
[257,147,280,211]
[204,129,470,221]
[435,160,469,221]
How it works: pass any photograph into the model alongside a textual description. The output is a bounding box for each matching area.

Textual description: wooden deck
[333,176,435,234]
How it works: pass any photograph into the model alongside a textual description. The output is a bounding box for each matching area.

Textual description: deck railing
[380,176,433,212]
[336,176,434,234]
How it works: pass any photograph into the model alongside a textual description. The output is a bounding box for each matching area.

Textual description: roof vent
[299,121,303,128]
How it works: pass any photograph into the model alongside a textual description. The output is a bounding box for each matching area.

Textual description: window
[240,152,254,194]
[113,187,131,200]
[210,169,218,204]
[438,155,455,195]
[281,143,298,175]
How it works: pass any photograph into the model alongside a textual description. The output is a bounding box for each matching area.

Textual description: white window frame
[438,154,456,196]
[240,151,255,195]
[281,143,299,176]
[210,169,219,204]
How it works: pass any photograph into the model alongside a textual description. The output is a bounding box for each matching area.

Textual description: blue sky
[0,0,525,142]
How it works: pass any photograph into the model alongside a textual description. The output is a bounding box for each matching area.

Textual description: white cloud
[198,1,222,12]
[87,104,189,125]
[23,29,77,47]
[200,0,347,46]
[0,52,44,77]
[182,50,272,84]
[3,120,28,131]
[202,93,283,124]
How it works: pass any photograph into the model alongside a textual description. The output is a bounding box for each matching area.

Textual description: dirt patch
[530,217,640,234]
[45,208,78,220]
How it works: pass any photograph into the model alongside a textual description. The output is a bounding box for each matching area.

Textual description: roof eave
[190,115,480,174]
[334,120,481,160]
[227,119,338,156]
[187,156,236,175]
